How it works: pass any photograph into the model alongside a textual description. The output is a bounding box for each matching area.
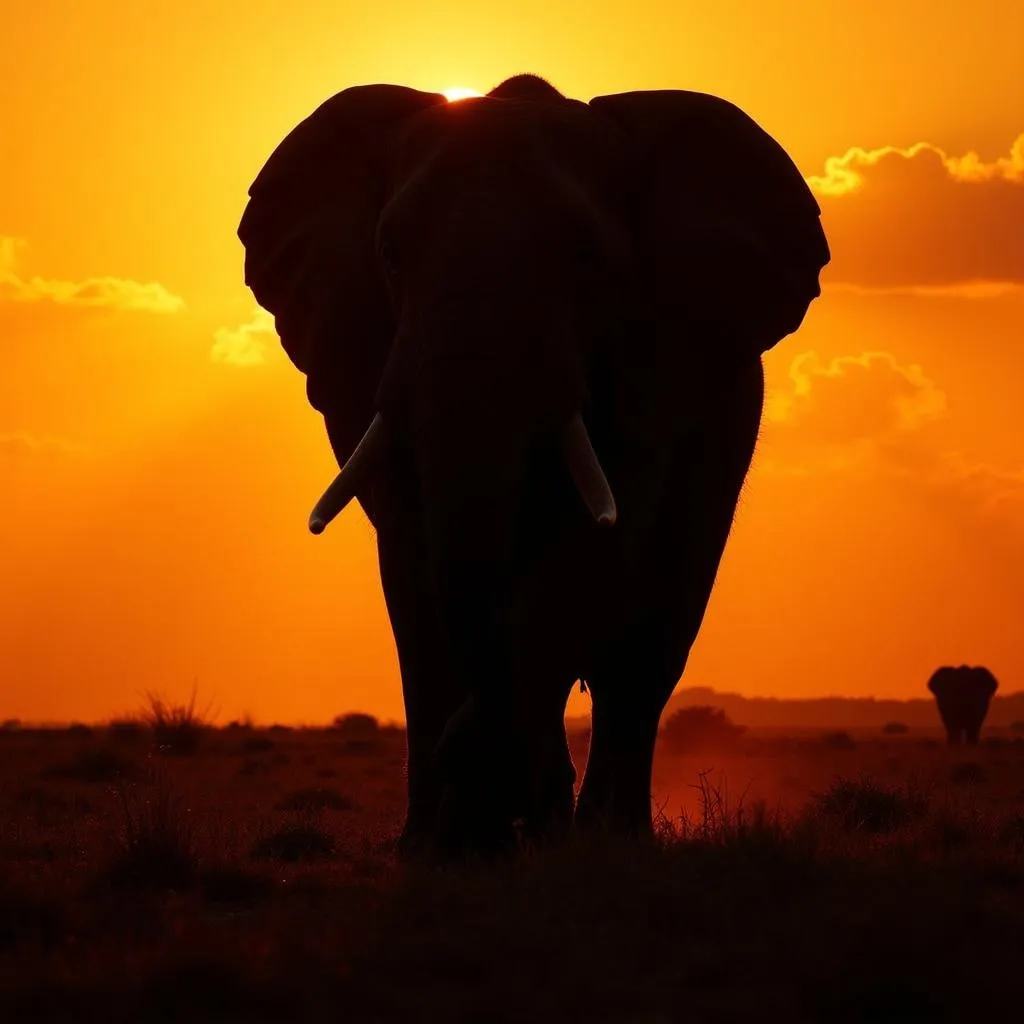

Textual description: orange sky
[2,1,1022,724]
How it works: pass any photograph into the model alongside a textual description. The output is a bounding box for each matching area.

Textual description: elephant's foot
[574,787,654,840]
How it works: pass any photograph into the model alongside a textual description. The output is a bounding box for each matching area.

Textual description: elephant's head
[927,665,999,745]
[238,75,829,762]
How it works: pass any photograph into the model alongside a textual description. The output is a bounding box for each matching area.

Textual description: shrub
[659,706,746,752]
[821,730,857,750]
[882,722,909,735]
[141,687,215,756]
[108,771,197,890]
[43,747,138,784]
[1,718,22,732]
[107,718,145,741]
[808,775,928,834]
[331,712,381,739]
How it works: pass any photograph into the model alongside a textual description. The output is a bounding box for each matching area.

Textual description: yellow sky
[2,1,1022,723]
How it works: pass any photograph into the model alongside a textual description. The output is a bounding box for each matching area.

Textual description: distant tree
[659,706,746,753]
[331,712,381,740]
[882,722,909,735]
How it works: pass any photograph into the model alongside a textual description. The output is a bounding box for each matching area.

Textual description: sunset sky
[3,1,1022,724]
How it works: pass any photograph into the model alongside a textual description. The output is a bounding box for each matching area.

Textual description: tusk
[309,413,387,534]
[561,411,617,527]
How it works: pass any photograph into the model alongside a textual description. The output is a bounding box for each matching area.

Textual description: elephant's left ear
[976,668,999,697]
[589,90,830,355]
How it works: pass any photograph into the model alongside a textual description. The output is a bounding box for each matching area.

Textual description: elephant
[238,74,830,858]
[928,665,998,745]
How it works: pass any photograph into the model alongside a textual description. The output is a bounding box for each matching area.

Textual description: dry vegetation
[2,704,1024,1022]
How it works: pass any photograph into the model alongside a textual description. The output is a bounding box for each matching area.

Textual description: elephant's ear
[928,667,955,696]
[238,85,446,455]
[974,667,999,697]
[589,90,830,355]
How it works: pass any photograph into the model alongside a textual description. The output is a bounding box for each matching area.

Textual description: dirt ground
[3,720,1024,1022]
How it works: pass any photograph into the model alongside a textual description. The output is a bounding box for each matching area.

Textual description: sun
[442,87,484,102]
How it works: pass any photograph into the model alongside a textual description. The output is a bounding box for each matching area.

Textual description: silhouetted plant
[949,761,987,786]
[43,747,138,784]
[275,787,353,814]
[240,734,275,753]
[107,718,145,741]
[1,718,21,732]
[250,823,335,862]
[809,776,928,834]
[821,730,857,750]
[108,770,197,890]
[141,686,216,755]
[881,722,909,735]
[331,712,381,739]
[66,722,93,738]
[659,706,746,752]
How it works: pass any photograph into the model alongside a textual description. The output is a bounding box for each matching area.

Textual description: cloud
[760,350,1021,542]
[0,236,184,313]
[211,308,277,366]
[0,433,92,462]
[766,351,946,445]
[807,135,1024,292]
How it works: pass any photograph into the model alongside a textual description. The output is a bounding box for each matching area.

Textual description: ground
[2,717,1024,1022]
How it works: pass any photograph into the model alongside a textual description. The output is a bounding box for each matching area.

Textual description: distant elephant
[238,74,829,858]
[928,665,998,745]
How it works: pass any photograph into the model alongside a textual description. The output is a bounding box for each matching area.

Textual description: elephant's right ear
[588,90,830,356]
[237,86,445,452]
[928,668,954,696]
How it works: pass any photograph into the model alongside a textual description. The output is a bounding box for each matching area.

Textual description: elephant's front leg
[371,478,467,858]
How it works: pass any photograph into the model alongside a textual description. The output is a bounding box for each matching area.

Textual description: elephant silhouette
[927,665,998,746]
[238,74,829,858]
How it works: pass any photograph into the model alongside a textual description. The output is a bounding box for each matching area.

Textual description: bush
[107,718,145,741]
[808,775,928,834]
[659,706,746,752]
[43,747,138,784]
[331,712,381,739]
[141,687,215,756]
[821,730,857,750]
[108,771,197,890]
[882,722,909,735]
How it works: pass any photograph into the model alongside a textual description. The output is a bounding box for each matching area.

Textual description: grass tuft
[808,774,928,834]
[140,685,216,756]
[107,769,198,890]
